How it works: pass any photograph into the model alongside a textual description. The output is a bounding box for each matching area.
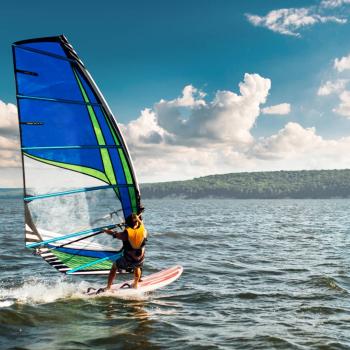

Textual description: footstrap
[96,288,106,294]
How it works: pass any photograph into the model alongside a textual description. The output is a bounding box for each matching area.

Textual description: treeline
[141,170,350,199]
[3,170,350,200]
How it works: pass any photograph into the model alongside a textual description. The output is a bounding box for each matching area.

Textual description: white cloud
[250,122,350,170]
[252,122,323,159]
[0,131,21,169]
[317,56,350,117]
[0,101,18,138]
[3,70,350,185]
[122,74,271,147]
[261,103,291,115]
[0,149,20,168]
[0,168,22,187]
[246,7,346,37]
[333,90,350,117]
[0,136,19,151]
[120,74,275,181]
[129,143,253,182]
[317,79,348,95]
[0,101,20,172]
[120,108,171,145]
[119,76,350,182]
[132,119,350,182]
[321,0,350,8]
[334,54,350,72]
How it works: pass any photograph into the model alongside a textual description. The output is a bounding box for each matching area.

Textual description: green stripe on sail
[118,149,133,184]
[104,114,120,146]
[103,110,133,186]
[118,149,137,212]
[24,152,109,184]
[53,250,113,270]
[73,68,117,187]
[128,187,137,213]
[98,85,138,212]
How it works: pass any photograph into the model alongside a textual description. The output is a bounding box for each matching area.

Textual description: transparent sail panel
[27,188,122,235]
[23,156,108,196]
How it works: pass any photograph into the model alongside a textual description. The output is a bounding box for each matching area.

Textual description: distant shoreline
[3,169,350,200]
[141,169,350,199]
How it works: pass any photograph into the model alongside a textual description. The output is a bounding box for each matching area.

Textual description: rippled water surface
[1,198,350,349]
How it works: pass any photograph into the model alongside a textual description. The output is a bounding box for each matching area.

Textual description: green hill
[141,169,350,199]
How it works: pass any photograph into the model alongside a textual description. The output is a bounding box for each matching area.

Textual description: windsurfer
[104,213,147,290]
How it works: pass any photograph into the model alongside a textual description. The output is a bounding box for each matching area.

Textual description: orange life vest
[125,223,147,249]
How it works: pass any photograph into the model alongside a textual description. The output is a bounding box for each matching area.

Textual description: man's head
[126,213,138,227]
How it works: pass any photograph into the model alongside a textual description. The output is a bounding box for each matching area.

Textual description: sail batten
[13,35,141,275]
[22,145,123,150]
[13,44,78,63]
[17,95,103,107]
[26,224,117,248]
[24,184,136,201]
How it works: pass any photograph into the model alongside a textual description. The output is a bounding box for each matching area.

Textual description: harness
[123,223,147,262]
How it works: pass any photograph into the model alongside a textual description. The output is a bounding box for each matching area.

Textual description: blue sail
[13,35,141,274]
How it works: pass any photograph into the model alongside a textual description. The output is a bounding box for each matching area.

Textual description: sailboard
[12,35,143,275]
[86,266,183,296]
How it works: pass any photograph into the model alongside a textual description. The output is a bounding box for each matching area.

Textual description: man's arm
[136,214,143,225]
[104,228,127,240]
[104,228,114,235]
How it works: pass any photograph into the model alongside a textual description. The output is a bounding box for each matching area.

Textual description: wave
[309,275,349,293]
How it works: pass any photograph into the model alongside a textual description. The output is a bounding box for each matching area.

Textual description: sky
[2,0,350,186]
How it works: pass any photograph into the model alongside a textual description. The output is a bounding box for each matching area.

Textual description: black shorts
[114,256,144,272]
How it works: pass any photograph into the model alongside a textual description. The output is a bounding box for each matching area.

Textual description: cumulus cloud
[250,122,350,170]
[120,73,275,181]
[246,7,346,37]
[131,119,350,181]
[321,0,350,8]
[0,101,19,138]
[3,71,350,184]
[334,54,350,72]
[122,74,271,149]
[318,55,350,118]
[129,142,254,182]
[0,100,20,170]
[252,123,322,159]
[333,90,350,117]
[0,149,21,168]
[261,103,291,115]
[317,79,348,95]
[0,136,19,151]
[120,108,170,145]
[119,75,350,182]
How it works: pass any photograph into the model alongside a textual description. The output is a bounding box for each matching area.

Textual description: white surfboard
[86,265,183,296]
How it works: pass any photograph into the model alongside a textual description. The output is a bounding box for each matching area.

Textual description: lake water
[1,197,350,349]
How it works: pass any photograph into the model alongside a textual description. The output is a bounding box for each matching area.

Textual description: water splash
[0,276,152,307]
[0,277,90,307]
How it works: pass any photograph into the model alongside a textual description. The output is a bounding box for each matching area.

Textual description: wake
[0,277,90,307]
[0,276,149,307]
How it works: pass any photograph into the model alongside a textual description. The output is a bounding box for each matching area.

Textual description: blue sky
[2,0,350,185]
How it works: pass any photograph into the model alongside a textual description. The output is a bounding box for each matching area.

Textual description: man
[104,213,147,290]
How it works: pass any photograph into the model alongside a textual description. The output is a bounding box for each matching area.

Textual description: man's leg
[133,267,141,288]
[106,263,117,290]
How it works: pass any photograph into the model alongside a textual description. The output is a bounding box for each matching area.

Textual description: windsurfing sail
[12,35,142,275]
